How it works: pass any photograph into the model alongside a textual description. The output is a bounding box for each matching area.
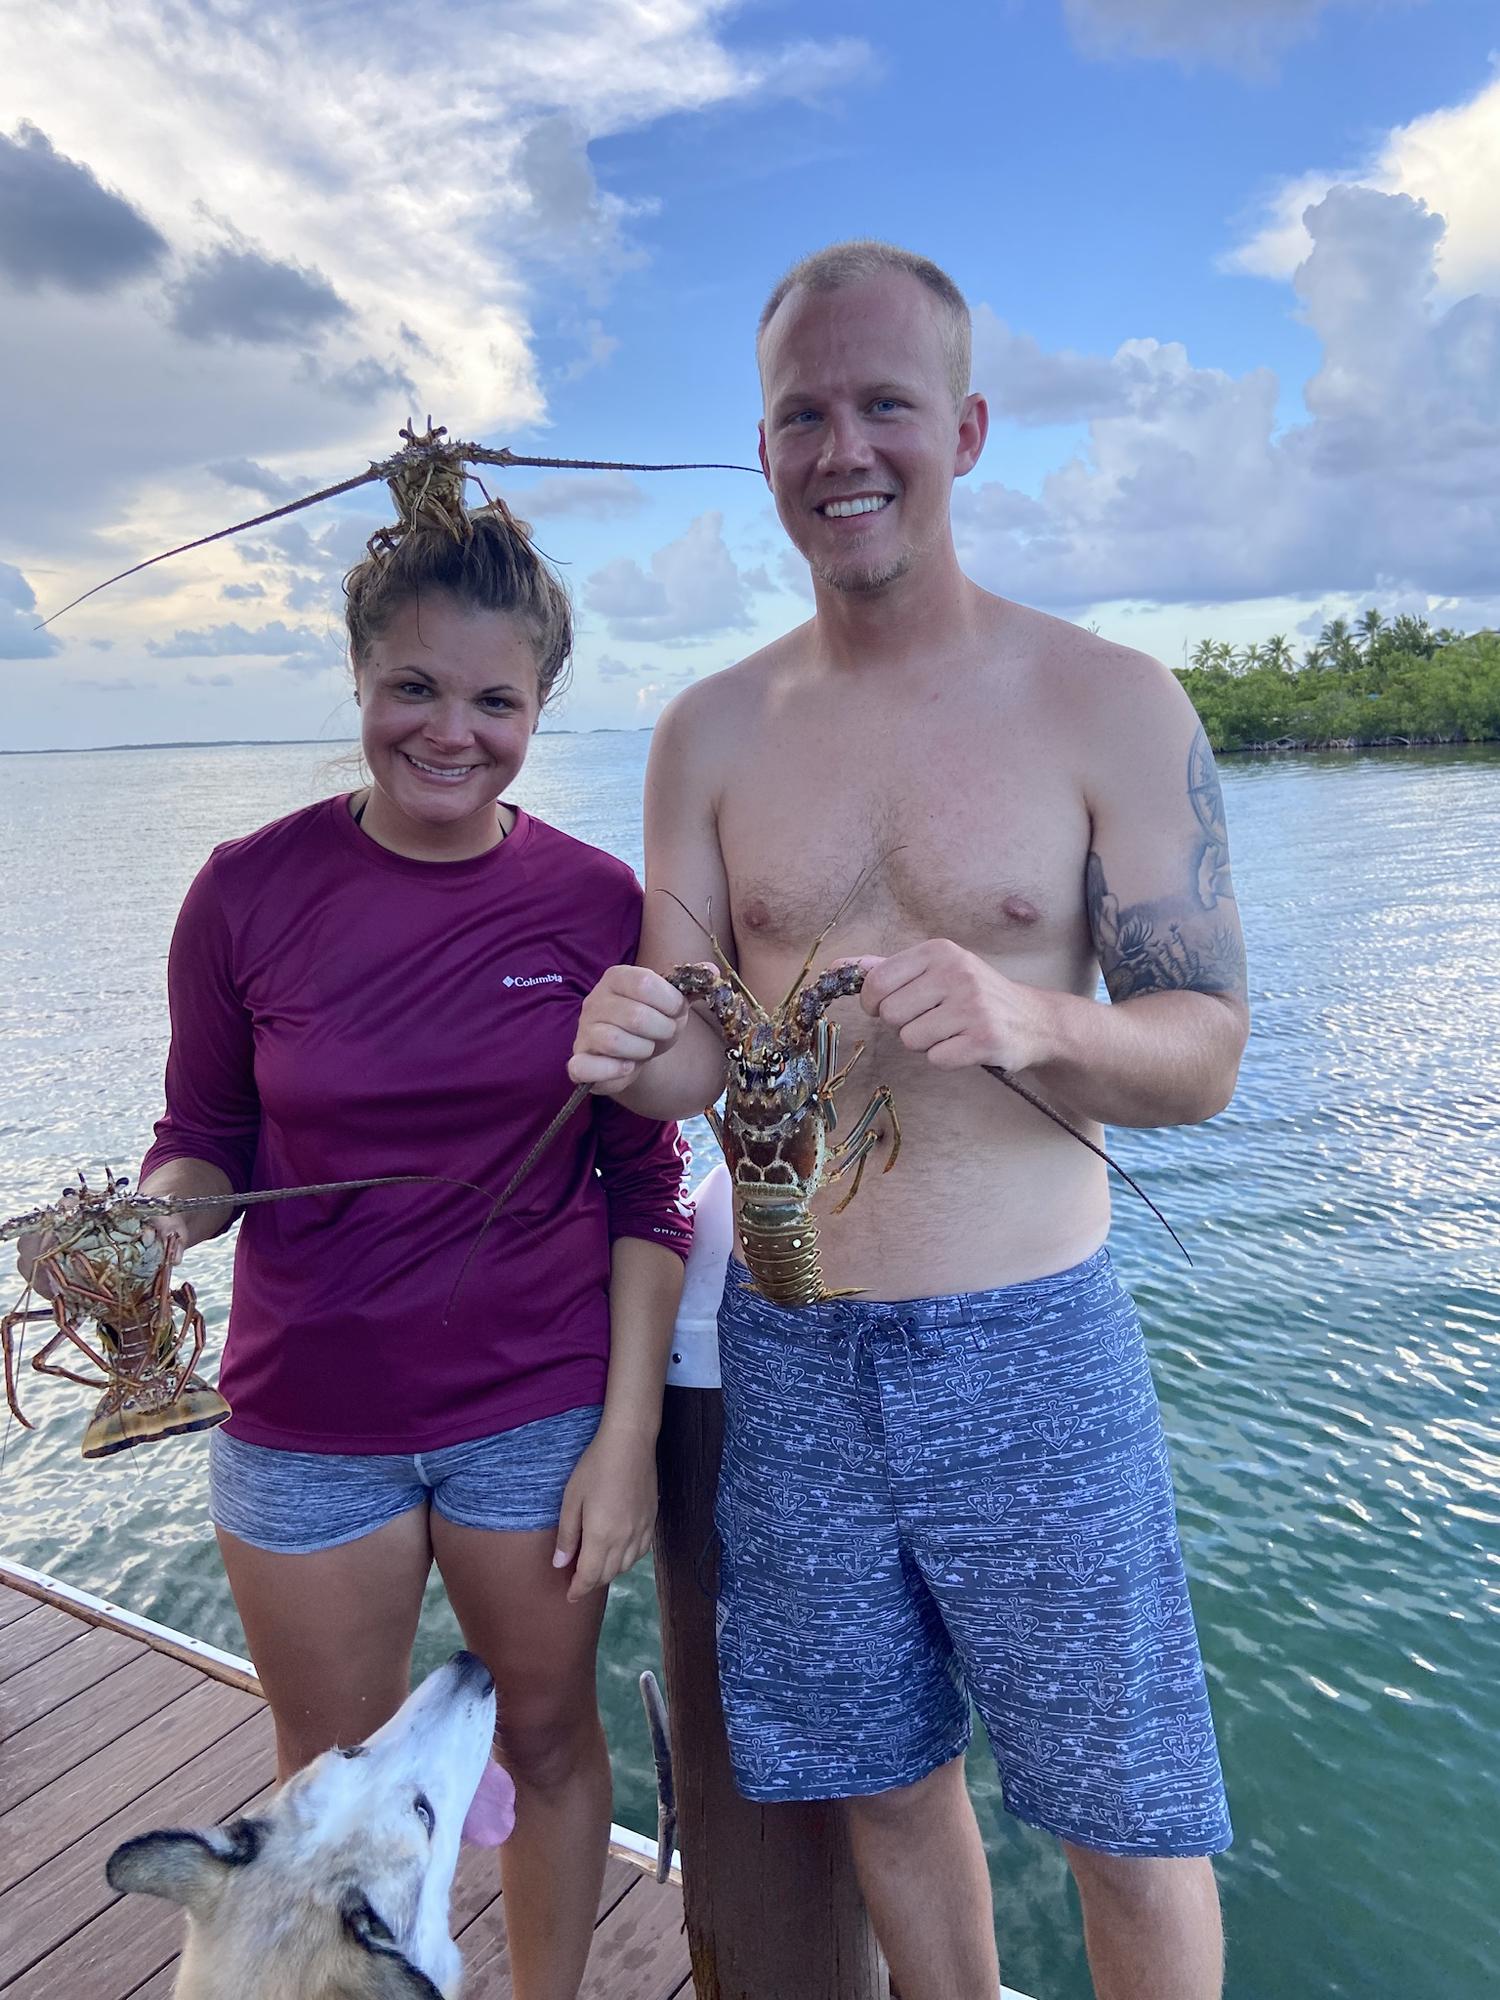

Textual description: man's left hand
[857,940,1062,1074]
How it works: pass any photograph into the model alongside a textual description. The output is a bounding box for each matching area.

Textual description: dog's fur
[106,1650,497,1999]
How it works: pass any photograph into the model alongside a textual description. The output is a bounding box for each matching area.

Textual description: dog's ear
[341,1893,448,1999]
[106,1818,267,1914]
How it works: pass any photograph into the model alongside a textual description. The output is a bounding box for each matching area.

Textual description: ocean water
[1,734,1496,1999]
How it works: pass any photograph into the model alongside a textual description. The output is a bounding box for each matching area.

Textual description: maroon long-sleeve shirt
[142,795,692,1452]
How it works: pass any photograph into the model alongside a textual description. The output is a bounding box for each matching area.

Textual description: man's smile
[817,495,894,519]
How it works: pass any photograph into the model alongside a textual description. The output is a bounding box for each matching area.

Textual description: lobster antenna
[653,887,765,1017]
[775,844,905,1015]
[443,1085,593,1320]
[982,1066,1191,1264]
[37,437,761,629]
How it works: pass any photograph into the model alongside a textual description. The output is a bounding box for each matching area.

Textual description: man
[569,241,1247,2000]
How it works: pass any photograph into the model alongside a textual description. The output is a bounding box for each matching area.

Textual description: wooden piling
[654,1384,889,2000]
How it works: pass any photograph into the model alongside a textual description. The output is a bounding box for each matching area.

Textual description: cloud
[2,0,874,639]
[207,459,306,503]
[186,671,234,687]
[220,581,266,601]
[587,511,757,643]
[971,308,1141,422]
[1228,72,1500,298]
[72,676,151,693]
[0,122,167,293]
[1061,0,1395,71]
[595,654,638,680]
[146,619,333,660]
[0,563,60,659]
[954,185,1500,611]
[559,316,621,382]
[519,472,648,519]
[167,242,351,345]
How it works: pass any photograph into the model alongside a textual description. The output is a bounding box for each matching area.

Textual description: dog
[106,1649,515,1999]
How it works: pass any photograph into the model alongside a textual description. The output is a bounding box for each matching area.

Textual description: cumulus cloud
[587,511,757,642]
[519,472,648,519]
[0,122,167,293]
[1228,71,1500,298]
[0,563,60,659]
[167,242,350,345]
[2,0,872,625]
[956,184,1500,610]
[1062,0,1392,71]
[971,308,1139,422]
[595,653,638,680]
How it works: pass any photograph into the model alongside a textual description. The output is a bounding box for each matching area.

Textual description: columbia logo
[503,973,565,988]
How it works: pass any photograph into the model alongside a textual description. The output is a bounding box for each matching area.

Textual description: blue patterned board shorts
[715,1248,1232,1857]
[209,1405,604,1555]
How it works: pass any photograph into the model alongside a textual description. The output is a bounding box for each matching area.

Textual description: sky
[2,0,1498,749]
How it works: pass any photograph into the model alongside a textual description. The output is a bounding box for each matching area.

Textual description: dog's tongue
[461,1758,516,1847]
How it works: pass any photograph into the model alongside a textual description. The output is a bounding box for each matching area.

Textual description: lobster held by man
[666,945,902,1309]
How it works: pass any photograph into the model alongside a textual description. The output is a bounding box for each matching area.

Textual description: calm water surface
[1,736,1496,1999]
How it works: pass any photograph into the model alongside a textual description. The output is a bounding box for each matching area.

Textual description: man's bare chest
[714,726,1093,972]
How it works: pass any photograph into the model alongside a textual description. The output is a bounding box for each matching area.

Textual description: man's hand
[568,966,689,1097]
[551,1422,659,1603]
[858,940,1063,1074]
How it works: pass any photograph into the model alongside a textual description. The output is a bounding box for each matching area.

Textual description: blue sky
[3,0,1498,747]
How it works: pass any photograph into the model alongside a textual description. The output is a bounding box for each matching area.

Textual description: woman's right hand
[568,966,689,1098]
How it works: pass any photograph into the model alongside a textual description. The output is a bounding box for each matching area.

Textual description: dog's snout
[448,1648,495,1697]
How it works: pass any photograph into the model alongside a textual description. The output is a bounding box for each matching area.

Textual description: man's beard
[810,546,915,594]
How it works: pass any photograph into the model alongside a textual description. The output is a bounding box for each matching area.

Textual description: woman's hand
[15,1210,189,1304]
[551,1421,659,1604]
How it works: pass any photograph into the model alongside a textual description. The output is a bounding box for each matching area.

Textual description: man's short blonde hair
[757,240,972,405]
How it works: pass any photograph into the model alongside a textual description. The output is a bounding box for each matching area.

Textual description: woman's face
[355,593,542,841]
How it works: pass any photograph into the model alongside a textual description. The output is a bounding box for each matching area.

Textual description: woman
[135,499,691,2000]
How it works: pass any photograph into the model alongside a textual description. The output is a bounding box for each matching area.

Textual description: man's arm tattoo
[1087,726,1247,1003]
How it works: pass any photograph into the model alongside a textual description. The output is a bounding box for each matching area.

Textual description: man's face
[758,271,984,595]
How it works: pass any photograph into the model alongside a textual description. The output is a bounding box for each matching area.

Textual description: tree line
[1173,610,1500,754]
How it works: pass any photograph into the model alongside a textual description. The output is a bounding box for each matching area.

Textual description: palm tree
[1317,616,1359,670]
[1264,634,1295,671]
[1189,638,1219,670]
[1356,607,1387,661]
[1238,642,1265,671]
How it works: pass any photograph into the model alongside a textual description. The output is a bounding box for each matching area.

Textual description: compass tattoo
[1086,725,1247,1003]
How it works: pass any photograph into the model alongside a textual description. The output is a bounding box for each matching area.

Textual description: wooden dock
[0,1561,690,1998]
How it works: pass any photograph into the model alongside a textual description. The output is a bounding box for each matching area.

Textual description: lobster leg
[824,1086,901,1216]
[1,1305,54,1429]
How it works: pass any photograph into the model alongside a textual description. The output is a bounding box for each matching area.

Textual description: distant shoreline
[0,730,648,756]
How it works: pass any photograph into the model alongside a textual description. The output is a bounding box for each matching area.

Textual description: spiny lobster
[1,1169,485,1459]
[665,875,1190,1309]
[38,421,759,627]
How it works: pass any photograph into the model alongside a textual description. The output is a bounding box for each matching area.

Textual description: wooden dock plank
[1,1778,278,2000]
[0,1679,259,1897]
[0,1626,145,1739]
[0,1608,81,1687]
[0,1711,275,1987]
[1,1652,200,1814]
[455,1854,666,1995]
[0,1591,40,1632]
